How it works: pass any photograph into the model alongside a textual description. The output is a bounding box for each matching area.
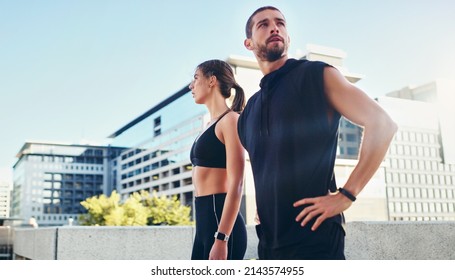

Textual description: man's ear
[244,39,253,50]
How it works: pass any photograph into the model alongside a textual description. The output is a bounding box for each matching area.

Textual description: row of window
[121,151,169,170]
[120,135,195,171]
[394,130,438,144]
[34,215,79,221]
[120,149,191,181]
[27,154,104,164]
[388,158,454,172]
[389,144,440,157]
[386,172,455,186]
[43,205,86,214]
[121,172,193,191]
[118,116,202,163]
[389,201,455,213]
[121,159,173,179]
[42,190,98,199]
[44,173,103,181]
[339,133,359,142]
[391,216,455,221]
[388,186,455,199]
[338,146,359,156]
[32,164,104,171]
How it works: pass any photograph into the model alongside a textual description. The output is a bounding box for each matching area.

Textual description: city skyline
[1,0,455,183]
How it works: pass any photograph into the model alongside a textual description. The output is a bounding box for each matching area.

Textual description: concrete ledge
[14,227,56,260]
[345,221,455,260]
[56,226,194,260]
[13,222,455,260]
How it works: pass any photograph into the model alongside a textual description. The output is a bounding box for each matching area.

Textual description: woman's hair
[197,59,245,112]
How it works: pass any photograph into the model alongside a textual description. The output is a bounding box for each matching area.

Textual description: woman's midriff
[192,166,228,197]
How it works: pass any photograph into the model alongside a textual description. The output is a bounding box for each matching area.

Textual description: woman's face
[189,68,211,105]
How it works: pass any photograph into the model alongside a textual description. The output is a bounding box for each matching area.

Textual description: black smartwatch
[214,231,229,242]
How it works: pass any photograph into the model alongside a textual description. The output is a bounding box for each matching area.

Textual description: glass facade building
[12,142,125,226]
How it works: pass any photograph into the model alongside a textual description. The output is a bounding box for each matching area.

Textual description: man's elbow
[379,113,398,141]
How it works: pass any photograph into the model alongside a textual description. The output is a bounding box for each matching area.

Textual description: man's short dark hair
[245,6,283,38]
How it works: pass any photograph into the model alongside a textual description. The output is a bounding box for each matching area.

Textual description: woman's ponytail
[230,83,245,113]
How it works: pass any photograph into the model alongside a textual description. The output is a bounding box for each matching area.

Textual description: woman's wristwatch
[214,231,229,242]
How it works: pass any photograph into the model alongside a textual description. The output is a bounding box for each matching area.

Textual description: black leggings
[191,193,247,260]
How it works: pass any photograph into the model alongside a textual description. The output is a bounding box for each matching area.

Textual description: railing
[11,221,455,260]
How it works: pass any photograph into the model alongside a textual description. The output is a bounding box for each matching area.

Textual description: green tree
[79,191,122,226]
[79,190,192,226]
[142,190,193,226]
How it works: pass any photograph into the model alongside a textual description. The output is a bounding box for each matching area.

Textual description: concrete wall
[13,222,455,260]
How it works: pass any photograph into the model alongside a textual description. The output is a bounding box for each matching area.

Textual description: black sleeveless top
[238,59,342,248]
[190,111,230,168]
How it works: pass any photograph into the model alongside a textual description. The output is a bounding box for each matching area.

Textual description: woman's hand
[209,240,228,260]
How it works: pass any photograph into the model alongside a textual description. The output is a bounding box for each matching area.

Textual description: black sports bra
[190,111,230,168]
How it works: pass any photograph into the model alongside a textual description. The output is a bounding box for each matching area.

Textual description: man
[237,6,397,259]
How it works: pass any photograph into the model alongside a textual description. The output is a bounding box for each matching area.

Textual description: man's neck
[257,55,288,75]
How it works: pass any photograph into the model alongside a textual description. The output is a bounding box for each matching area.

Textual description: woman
[189,59,247,260]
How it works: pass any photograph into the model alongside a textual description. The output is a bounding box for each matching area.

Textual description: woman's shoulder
[217,111,240,132]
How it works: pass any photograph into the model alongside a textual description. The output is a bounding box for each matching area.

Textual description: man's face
[245,9,290,62]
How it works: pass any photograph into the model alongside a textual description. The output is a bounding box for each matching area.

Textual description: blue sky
[1,0,454,182]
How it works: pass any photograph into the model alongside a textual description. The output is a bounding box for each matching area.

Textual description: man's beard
[257,42,287,62]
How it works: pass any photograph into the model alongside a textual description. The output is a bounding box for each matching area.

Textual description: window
[154,116,161,127]
[435,203,442,213]
[408,188,414,198]
[346,133,357,142]
[154,116,162,137]
[440,189,447,199]
[347,147,358,155]
[413,174,420,184]
[183,177,193,186]
[394,188,400,198]
[423,203,429,212]
[421,189,427,198]
[415,188,421,198]
[428,189,434,199]
[388,202,395,212]
[416,203,422,213]
[402,203,409,212]
[404,146,410,155]
[402,188,408,197]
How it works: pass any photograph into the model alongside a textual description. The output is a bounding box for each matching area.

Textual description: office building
[108,87,207,216]
[0,182,10,218]
[379,80,455,221]
[11,142,125,226]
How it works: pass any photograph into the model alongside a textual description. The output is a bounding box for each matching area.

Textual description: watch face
[214,231,228,241]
